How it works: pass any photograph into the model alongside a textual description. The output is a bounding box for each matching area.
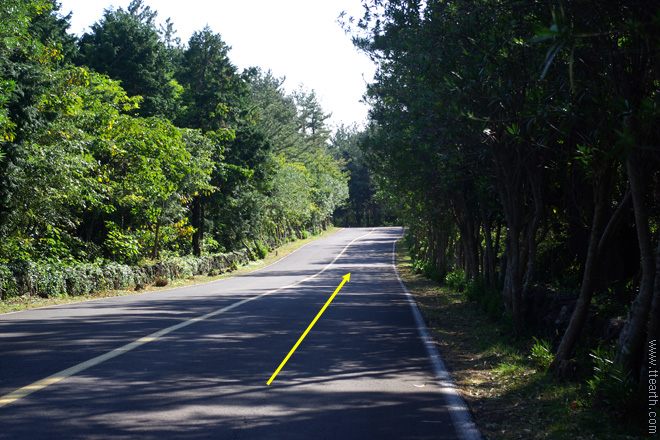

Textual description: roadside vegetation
[344,1,659,435]
[1,227,340,314]
[3,1,658,436]
[396,237,646,440]
[0,1,353,302]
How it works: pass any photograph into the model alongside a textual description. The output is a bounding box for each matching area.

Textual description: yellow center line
[0,228,374,409]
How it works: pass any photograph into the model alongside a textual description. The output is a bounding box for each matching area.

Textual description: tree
[331,124,381,226]
[0,0,53,143]
[176,27,241,132]
[78,0,180,119]
[350,0,660,388]
[0,0,350,267]
[247,68,303,156]
[29,1,78,65]
[292,87,332,160]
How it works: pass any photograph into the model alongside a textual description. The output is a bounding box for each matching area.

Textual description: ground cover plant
[396,237,648,439]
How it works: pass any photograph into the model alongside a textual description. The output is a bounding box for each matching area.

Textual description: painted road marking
[392,228,482,440]
[0,228,374,409]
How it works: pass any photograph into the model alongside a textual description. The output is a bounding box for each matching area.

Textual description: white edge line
[392,227,483,440]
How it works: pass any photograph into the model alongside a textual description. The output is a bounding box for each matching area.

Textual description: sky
[56,0,376,129]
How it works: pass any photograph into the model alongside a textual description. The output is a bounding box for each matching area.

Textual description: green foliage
[331,124,385,226]
[464,276,505,320]
[270,158,313,225]
[587,345,636,409]
[201,236,222,255]
[62,264,104,297]
[104,227,141,265]
[255,241,268,259]
[0,0,349,298]
[350,0,660,380]
[444,270,467,292]
[176,26,241,133]
[530,338,554,370]
[78,0,180,119]
[0,263,19,300]
[247,69,301,156]
[412,259,444,283]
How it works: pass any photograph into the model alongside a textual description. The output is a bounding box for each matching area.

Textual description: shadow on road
[0,228,460,439]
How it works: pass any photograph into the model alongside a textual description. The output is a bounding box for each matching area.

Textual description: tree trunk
[616,150,656,377]
[435,225,449,279]
[492,144,525,334]
[152,211,163,260]
[522,175,544,299]
[481,201,497,296]
[191,195,203,257]
[466,218,480,280]
[507,225,523,334]
[241,238,255,261]
[552,173,613,368]
[641,232,660,385]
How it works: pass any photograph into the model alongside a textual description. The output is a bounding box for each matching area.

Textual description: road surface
[0,227,478,439]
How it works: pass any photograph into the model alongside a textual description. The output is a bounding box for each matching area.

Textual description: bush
[104,228,141,265]
[413,260,444,283]
[155,277,169,287]
[0,248,255,300]
[63,264,105,296]
[103,262,135,290]
[255,241,268,259]
[466,276,484,301]
[27,261,67,298]
[0,263,18,300]
[202,236,222,254]
[529,338,554,370]
[587,345,636,410]
[445,269,467,291]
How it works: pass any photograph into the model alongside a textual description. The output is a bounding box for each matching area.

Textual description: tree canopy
[0,0,348,265]
[348,0,660,399]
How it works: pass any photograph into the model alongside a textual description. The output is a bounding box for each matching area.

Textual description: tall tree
[78,0,179,119]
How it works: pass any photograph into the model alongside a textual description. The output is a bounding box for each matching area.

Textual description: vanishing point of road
[0,227,480,440]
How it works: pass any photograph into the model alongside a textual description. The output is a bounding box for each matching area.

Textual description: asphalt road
[0,227,477,440]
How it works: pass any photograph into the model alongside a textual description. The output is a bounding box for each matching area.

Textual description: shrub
[27,261,67,298]
[529,338,554,370]
[0,263,18,300]
[587,345,636,409]
[255,241,268,259]
[466,276,485,301]
[104,228,141,265]
[155,277,169,287]
[103,262,135,290]
[202,236,222,254]
[63,264,104,296]
[0,248,255,300]
[445,269,467,291]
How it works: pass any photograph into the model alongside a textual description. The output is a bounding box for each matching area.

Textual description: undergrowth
[397,237,648,439]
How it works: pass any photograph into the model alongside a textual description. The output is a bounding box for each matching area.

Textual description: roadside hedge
[0,250,251,300]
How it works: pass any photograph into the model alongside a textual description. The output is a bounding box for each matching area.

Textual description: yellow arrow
[267,273,351,385]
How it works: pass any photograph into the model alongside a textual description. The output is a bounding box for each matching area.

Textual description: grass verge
[395,237,647,440]
[0,227,341,314]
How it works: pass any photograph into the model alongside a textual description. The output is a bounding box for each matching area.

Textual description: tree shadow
[0,228,463,439]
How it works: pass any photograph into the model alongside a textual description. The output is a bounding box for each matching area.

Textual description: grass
[394,237,648,440]
[0,227,341,314]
